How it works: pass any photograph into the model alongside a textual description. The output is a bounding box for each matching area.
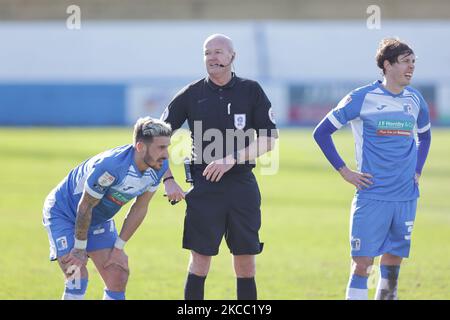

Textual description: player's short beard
[143,152,165,170]
[143,153,156,170]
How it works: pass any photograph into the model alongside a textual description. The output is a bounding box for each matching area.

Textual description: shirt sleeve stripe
[327,113,343,129]
[417,123,431,133]
[84,184,104,199]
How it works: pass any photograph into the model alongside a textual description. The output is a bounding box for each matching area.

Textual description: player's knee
[352,258,373,276]
[381,253,402,266]
[105,266,129,291]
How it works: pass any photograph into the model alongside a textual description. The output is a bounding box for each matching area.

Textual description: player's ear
[135,141,145,153]
[383,59,391,72]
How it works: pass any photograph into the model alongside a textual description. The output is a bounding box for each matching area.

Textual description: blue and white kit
[314,80,431,257]
[43,144,168,260]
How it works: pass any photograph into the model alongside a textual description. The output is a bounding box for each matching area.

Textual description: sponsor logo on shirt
[107,192,131,206]
[377,120,414,136]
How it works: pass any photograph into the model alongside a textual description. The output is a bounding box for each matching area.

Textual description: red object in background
[288,104,331,124]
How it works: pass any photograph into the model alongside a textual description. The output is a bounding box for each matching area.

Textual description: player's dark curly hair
[376,38,414,74]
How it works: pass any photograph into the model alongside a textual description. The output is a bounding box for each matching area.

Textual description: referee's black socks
[237,277,257,300]
[184,273,207,300]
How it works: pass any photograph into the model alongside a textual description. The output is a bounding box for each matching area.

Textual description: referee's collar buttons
[206,72,237,91]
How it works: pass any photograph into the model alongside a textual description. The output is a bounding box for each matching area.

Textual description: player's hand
[338,166,373,190]
[203,154,236,182]
[104,248,129,273]
[164,178,185,203]
[64,248,88,275]
[414,173,421,186]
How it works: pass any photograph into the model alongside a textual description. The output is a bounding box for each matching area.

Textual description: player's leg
[375,253,402,300]
[346,198,393,300]
[43,202,89,300]
[347,256,374,300]
[375,199,417,300]
[89,248,129,300]
[185,251,212,300]
[57,255,89,300]
[182,177,227,300]
[87,220,128,300]
[227,172,262,300]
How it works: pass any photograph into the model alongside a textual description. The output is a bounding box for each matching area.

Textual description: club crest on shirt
[98,171,115,187]
[234,114,246,130]
[403,103,413,115]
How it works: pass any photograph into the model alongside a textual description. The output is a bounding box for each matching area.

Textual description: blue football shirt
[327,80,431,201]
[48,144,168,225]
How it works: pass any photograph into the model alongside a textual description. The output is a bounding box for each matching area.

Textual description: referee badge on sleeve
[268,107,276,124]
[234,114,246,130]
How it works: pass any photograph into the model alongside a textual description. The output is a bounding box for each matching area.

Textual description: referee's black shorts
[182,170,264,256]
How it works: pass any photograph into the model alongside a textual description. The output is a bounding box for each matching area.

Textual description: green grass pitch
[0,127,448,299]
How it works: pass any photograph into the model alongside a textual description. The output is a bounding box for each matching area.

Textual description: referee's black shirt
[162,73,278,175]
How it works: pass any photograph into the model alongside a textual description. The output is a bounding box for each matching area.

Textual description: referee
[161,34,278,300]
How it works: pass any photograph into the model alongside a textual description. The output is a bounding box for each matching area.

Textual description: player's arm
[118,191,154,242]
[313,91,374,190]
[64,191,101,273]
[162,167,185,203]
[415,94,432,185]
[103,191,154,271]
[415,130,431,185]
[313,117,373,190]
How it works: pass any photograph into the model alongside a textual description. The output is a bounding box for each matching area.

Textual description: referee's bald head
[203,34,234,53]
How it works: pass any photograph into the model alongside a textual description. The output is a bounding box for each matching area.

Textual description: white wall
[266,21,450,82]
[1,20,449,125]
[1,20,449,82]
[0,21,259,82]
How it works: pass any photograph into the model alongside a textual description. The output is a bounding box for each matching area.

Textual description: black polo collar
[205,72,237,91]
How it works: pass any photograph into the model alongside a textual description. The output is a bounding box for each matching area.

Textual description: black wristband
[163,176,174,183]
